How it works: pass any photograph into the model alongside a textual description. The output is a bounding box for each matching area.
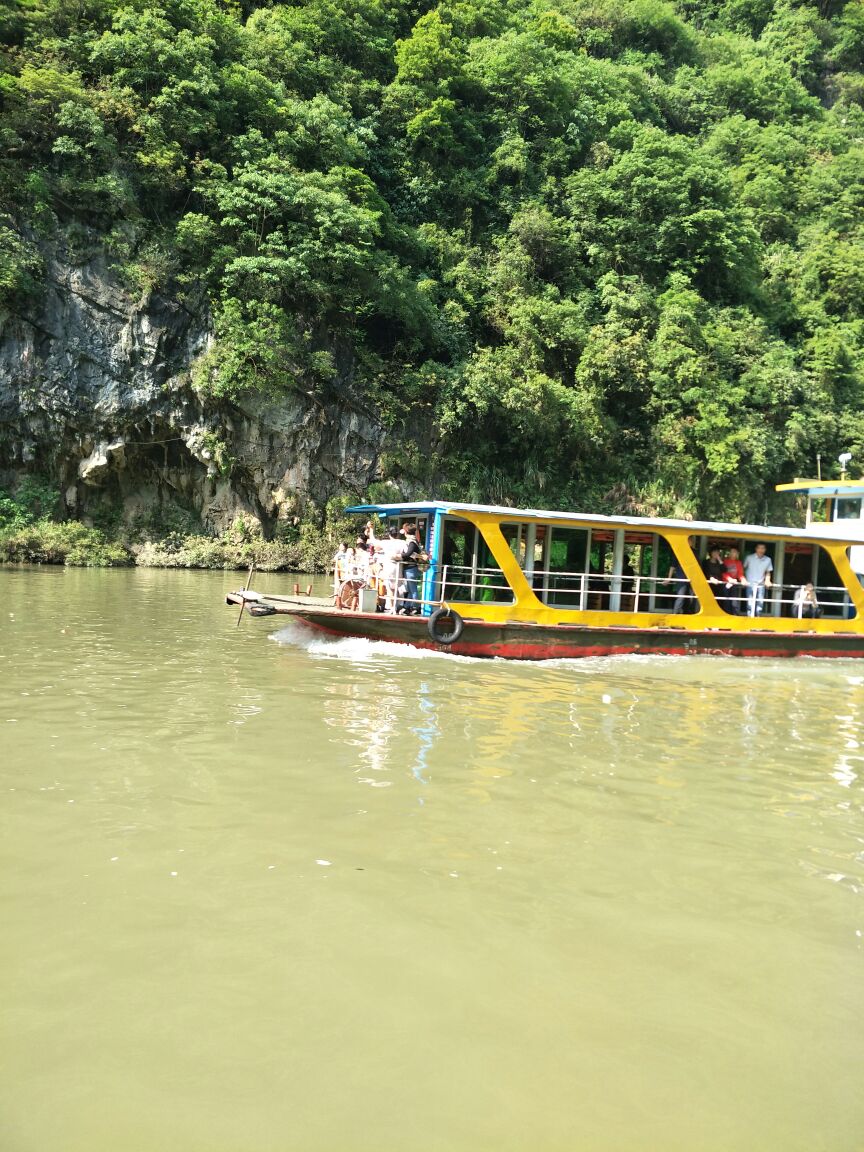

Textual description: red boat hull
[276,606,864,660]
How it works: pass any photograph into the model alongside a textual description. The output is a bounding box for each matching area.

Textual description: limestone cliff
[0,231,385,534]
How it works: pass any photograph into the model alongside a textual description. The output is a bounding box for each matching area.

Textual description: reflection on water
[1,567,863,1152]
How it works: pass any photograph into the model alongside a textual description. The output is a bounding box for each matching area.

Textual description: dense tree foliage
[2,0,864,518]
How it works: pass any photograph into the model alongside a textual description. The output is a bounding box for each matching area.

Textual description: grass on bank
[0,483,350,570]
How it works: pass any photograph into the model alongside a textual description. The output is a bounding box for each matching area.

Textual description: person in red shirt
[722,546,745,615]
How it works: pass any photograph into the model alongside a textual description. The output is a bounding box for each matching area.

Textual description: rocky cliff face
[0,231,385,534]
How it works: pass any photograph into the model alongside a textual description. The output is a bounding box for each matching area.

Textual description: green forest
[2,0,864,529]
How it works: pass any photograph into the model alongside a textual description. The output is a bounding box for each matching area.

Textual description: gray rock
[0,228,385,533]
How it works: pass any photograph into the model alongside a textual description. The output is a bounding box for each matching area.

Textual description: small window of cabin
[835,498,863,521]
[386,515,429,545]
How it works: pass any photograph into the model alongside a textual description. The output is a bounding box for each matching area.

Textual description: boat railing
[439,564,514,603]
[437,563,856,619]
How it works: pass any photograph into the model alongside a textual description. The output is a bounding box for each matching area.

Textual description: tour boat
[227,480,864,660]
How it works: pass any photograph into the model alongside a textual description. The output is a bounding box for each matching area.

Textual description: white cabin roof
[346,501,864,546]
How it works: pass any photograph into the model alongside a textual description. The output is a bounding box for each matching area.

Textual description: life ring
[427,607,464,645]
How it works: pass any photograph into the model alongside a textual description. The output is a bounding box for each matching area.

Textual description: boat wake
[267,620,481,663]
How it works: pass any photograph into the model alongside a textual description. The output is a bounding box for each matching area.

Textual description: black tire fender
[427,607,464,645]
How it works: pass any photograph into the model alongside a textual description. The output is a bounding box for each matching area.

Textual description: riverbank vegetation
[3,0,864,528]
[0,479,352,567]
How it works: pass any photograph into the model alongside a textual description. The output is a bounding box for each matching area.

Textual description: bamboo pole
[236,564,256,628]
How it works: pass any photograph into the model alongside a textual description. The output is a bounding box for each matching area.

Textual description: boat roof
[775,479,864,497]
[346,501,864,545]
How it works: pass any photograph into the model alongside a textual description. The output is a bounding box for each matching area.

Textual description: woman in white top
[332,543,348,601]
[378,526,404,613]
[349,543,369,581]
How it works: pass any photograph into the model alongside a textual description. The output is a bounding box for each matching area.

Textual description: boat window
[698,539,773,617]
[586,532,612,611]
[693,540,858,620]
[766,543,855,620]
[814,546,856,619]
[533,528,683,613]
[476,531,515,602]
[647,536,678,612]
[835,498,863,521]
[543,527,590,608]
[439,518,514,604]
[782,544,813,589]
[501,523,524,565]
[440,519,474,600]
[385,515,429,543]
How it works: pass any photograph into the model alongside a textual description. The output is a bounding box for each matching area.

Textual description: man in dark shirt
[398,523,423,615]
[666,535,696,613]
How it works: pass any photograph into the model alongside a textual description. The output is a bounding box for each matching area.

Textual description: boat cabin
[347,500,864,633]
[776,478,864,528]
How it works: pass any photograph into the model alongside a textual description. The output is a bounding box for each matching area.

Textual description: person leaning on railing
[744,543,773,617]
[722,546,745,615]
[703,544,731,612]
[792,582,821,620]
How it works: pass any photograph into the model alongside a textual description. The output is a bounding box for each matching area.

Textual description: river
[1,566,862,1151]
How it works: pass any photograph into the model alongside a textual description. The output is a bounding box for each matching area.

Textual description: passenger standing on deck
[332,542,348,602]
[666,536,696,614]
[336,546,356,609]
[744,543,773,616]
[703,544,730,611]
[335,545,371,611]
[351,541,369,580]
[379,526,403,613]
[399,523,422,615]
[722,547,745,615]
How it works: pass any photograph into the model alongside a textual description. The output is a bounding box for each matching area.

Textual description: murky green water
[1,566,863,1152]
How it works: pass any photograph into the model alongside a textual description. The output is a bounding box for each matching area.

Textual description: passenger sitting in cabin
[722,546,745,615]
[744,543,773,617]
[703,544,731,612]
[793,582,821,620]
